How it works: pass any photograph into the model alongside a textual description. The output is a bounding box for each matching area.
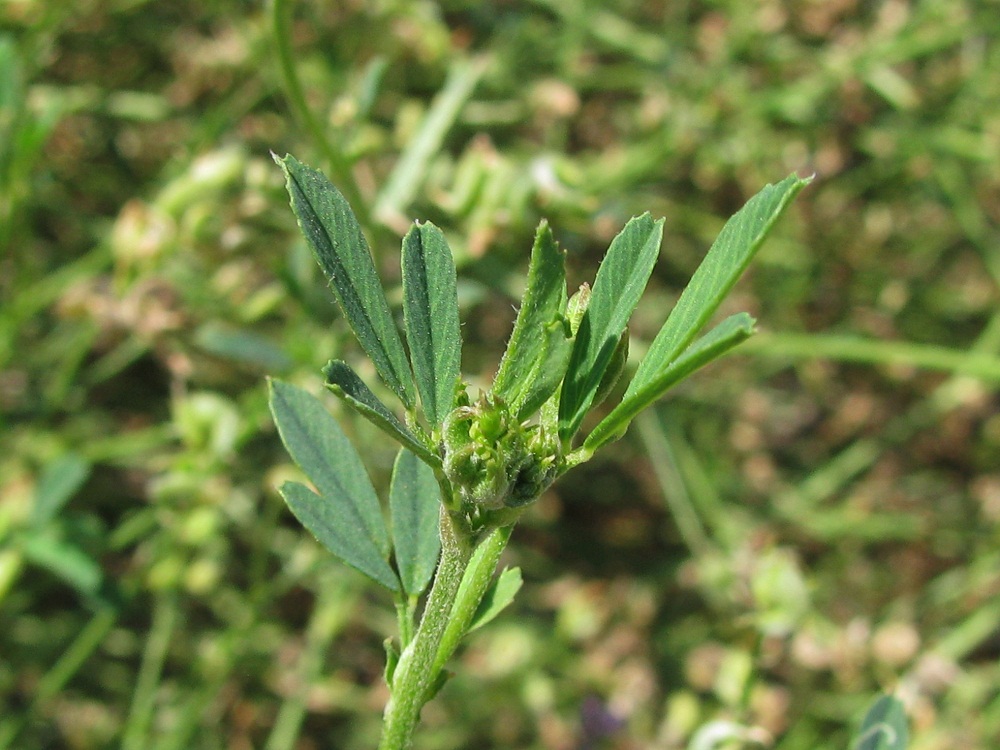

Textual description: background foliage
[2,1,998,748]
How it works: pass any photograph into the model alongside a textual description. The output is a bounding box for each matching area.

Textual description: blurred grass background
[1,0,998,748]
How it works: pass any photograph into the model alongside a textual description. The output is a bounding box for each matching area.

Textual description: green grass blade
[268,378,391,559]
[585,313,755,452]
[492,221,568,406]
[559,213,664,441]
[122,595,178,750]
[389,450,442,597]
[275,154,415,408]
[323,360,440,467]
[853,695,909,750]
[401,222,462,426]
[624,174,810,404]
[374,57,487,226]
[279,481,400,592]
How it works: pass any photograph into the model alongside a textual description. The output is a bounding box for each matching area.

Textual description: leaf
[268,378,391,559]
[22,529,103,597]
[389,450,442,597]
[401,221,462,426]
[624,174,810,407]
[854,695,909,750]
[195,323,293,371]
[274,153,415,408]
[31,454,90,527]
[323,359,440,467]
[279,481,400,591]
[558,214,664,441]
[509,317,572,422]
[591,328,629,409]
[585,313,755,451]
[492,221,567,405]
[467,566,522,633]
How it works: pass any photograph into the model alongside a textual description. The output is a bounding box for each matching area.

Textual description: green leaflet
[401,222,462,427]
[585,313,755,452]
[31,454,90,527]
[853,695,909,750]
[492,221,567,409]
[624,174,810,405]
[509,317,572,422]
[268,379,392,560]
[467,566,522,633]
[275,154,415,408]
[323,359,440,467]
[23,529,103,598]
[558,213,664,441]
[279,481,400,591]
[389,450,442,597]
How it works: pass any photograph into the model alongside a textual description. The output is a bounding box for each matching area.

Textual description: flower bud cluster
[442,392,561,513]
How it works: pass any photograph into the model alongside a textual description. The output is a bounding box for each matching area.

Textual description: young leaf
[585,313,755,451]
[558,214,664,441]
[279,481,400,591]
[323,359,440,468]
[591,329,629,410]
[467,566,522,633]
[274,153,415,408]
[401,222,462,426]
[509,317,572,422]
[389,450,442,597]
[853,695,909,750]
[268,378,391,559]
[492,221,567,405]
[623,174,810,407]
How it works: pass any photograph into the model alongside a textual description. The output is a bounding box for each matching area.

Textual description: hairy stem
[378,508,473,750]
[433,525,512,675]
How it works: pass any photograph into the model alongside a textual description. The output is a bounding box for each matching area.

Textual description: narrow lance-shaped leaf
[274,153,415,408]
[492,221,567,405]
[323,360,441,468]
[279,481,400,591]
[624,174,810,405]
[268,379,391,559]
[558,214,664,441]
[389,450,442,597]
[585,313,755,452]
[401,222,462,426]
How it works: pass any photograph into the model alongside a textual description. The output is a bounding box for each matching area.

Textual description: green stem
[432,524,512,675]
[270,0,370,231]
[122,593,179,750]
[378,508,473,750]
[742,332,1000,383]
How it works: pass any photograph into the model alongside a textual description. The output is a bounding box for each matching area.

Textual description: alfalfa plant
[268,153,810,749]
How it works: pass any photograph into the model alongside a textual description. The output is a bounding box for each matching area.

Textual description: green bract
[269,153,810,750]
